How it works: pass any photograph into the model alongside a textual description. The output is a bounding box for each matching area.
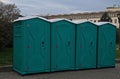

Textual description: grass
[0,48,13,66]
[116,44,119,48]
[116,49,120,58]
[116,44,120,58]
[0,47,120,66]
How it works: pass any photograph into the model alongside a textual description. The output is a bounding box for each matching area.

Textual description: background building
[43,6,120,28]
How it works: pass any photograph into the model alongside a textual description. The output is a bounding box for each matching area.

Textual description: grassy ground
[116,44,120,58]
[0,48,120,66]
[116,49,120,59]
[0,48,13,66]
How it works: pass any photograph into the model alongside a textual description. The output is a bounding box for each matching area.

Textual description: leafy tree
[0,2,20,49]
[100,12,112,22]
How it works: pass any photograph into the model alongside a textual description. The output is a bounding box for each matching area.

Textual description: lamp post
[117,13,120,49]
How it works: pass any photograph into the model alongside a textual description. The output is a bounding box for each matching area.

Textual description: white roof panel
[72,20,93,24]
[95,22,109,25]
[49,18,74,23]
[95,22,116,26]
[49,18,65,22]
[14,16,50,22]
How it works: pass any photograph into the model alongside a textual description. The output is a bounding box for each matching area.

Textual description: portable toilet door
[50,19,75,72]
[74,21,97,69]
[96,22,116,68]
[13,16,50,75]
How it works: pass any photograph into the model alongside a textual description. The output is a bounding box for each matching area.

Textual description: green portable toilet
[13,16,50,75]
[96,22,116,68]
[50,19,75,72]
[74,21,97,69]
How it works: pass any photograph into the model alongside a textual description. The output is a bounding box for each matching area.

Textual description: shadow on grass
[0,48,13,66]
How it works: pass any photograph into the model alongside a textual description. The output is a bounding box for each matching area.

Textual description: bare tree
[0,2,20,49]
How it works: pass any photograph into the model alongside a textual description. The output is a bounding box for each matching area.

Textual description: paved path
[0,64,120,79]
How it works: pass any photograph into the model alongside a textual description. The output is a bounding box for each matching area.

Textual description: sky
[0,0,120,16]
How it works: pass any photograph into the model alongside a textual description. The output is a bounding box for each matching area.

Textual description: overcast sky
[0,0,120,16]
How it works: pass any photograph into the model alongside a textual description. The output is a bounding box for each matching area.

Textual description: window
[111,19,113,23]
[69,19,72,21]
[114,19,117,23]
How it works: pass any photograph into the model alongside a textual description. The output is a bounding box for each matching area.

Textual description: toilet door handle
[68,41,70,46]
[110,42,112,45]
[41,41,45,47]
[90,42,93,45]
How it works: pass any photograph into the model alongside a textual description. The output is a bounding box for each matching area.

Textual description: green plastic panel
[13,21,24,72]
[97,24,116,68]
[51,20,75,71]
[13,18,50,74]
[76,22,97,69]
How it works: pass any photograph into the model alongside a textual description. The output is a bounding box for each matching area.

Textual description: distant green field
[0,48,13,66]
[0,48,120,66]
